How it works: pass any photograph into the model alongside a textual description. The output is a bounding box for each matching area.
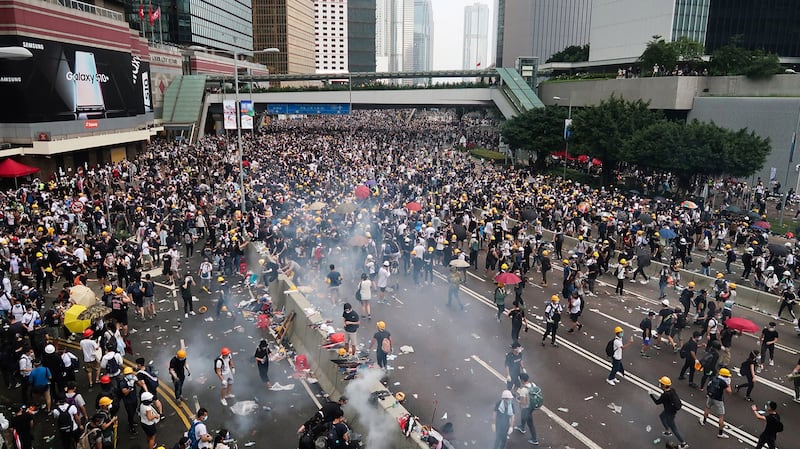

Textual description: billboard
[0,36,151,123]
[223,100,236,130]
[240,100,254,129]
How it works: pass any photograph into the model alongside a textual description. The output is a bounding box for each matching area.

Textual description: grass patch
[469,148,508,161]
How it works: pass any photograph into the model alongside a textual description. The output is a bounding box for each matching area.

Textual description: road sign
[71,201,84,213]
[266,103,350,115]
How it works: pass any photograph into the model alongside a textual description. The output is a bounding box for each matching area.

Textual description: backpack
[527,384,544,410]
[605,339,615,358]
[139,367,159,392]
[699,350,717,374]
[187,420,201,449]
[671,390,682,411]
[381,336,391,353]
[77,426,101,449]
[775,415,784,433]
[678,342,691,359]
[56,404,75,432]
[105,354,120,375]
[310,421,337,449]
[214,357,223,373]
[706,377,724,401]
[639,318,649,331]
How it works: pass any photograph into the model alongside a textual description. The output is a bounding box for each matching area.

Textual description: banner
[240,100,254,129]
[223,100,237,130]
[0,36,150,123]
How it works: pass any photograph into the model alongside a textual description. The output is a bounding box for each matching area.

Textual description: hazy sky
[432,0,494,70]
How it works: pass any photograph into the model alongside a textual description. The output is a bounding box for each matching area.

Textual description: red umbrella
[551,151,577,161]
[495,272,522,285]
[724,317,760,334]
[405,201,422,212]
[752,221,771,230]
[354,185,370,200]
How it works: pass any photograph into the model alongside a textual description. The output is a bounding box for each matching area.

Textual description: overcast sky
[432,0,494,70]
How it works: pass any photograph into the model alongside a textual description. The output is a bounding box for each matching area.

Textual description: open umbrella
[77,304,113,321]
[722,205,742,214]
[64,305,90,333]
[746,211,761,220]
[724,317,760,334]
[308,201,326,211]
[69,285,97,307]
[638,214,652,224]
[354,185,370,200]
[336,203,358,214]
[405,201,422,212]
[751,221,771,230]
[657,228,677,240]
[392,208,408,217]
[577,202,591,214]
[347,235,370,246]
[680,201,698,209]
[449,259,471,268]
[365,180,377,187]
[767,243,788,257]
[495,272,522,285]
[521,209,538,222]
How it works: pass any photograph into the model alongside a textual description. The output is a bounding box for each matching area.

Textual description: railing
[44,0,124,22]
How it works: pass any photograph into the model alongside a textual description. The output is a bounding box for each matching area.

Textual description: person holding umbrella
[493,282,507,322]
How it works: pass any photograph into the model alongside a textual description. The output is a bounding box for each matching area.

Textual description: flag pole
[159,10,163,44]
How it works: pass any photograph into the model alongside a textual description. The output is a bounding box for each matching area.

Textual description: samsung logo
[0,77,22,83]
[22,42,44,50]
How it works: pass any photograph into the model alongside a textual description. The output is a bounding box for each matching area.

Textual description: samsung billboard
[0,36,151,123]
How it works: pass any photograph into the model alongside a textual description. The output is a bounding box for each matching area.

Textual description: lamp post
[553,95,573,179]
[231,48,279,215]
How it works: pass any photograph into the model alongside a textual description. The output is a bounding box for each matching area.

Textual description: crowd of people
[0,108,797,449]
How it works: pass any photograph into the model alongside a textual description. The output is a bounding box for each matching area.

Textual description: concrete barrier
[251,243,429,449]
[475,212,781,315]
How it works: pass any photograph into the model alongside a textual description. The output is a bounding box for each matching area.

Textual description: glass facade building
[671,0,710,46]
[705,0,800,56]
[347,0,377,73]
[252,0,316,74]
[125,0,254,53]
[463,2,489,70]
[413,0,433,73]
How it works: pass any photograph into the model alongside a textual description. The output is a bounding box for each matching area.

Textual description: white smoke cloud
[344,368,401,449]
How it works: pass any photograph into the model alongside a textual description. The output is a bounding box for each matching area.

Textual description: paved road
[301,251,800,449]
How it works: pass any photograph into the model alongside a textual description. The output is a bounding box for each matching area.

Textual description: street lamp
[233,48,279,215]
[553,96,573,179]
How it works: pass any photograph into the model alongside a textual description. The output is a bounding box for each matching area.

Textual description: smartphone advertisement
[0,36,151,123]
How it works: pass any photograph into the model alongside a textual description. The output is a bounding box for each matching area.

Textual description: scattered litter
[387,355,398,361]
[412,394,418,399]
[445,386,452,390]
[196,376,207,385]
[583,396,594,401]
[393,382,401,386]
[652,438,661,445]
[465,413,471,418]
[470,333,481,339]
[269,383,295,391]
[397,366,405,370]
[571,422,579,427]
[230,401,260,415]
[464,358,471,361]
[441,413,447,420]
[399,345,414,354]
[645,425,652,433]
[557,408,569,413]
[244,443,256,447]
[607,403,622,414]
[204,317,214,322]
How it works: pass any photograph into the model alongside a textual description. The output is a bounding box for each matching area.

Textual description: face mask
[619,332,624,338]
[768,327,775,331]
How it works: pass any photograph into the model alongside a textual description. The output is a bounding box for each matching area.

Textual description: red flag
[152,7,161,22]
[148,4,153,25]
[476,62,481,67]
[138,2,144,21]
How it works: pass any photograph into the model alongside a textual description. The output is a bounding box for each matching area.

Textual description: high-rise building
[348,0,377,73]
[413,0,434,75]
[704,0,800,56]
[495,0,591,67]
[314,0,349,73]
[376,0,414,74]
[124,0,254,54]
[252,0,316,74]
[463,2,490,70]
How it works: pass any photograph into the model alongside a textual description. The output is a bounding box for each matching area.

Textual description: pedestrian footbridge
[160,69,543,140]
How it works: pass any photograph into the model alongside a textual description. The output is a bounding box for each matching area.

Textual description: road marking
[471,355,604,449]
[588,308,641,332]
[180,339,186,350]
[174,300,179,311]
[467,271,485,282]
[154,281,176,290]
[193,394,200,413]
[447,277,760,446]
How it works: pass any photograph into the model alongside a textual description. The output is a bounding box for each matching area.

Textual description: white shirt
[193,421,212,449]
[74,247,87,264]
[100,352,123,375]
[19,354,33,377]
[612,337,623,360]
[569,297,582,314]
[53,403,79,431]
[359,279,372,300]
[80,338,99,363]
[376,267,390,288]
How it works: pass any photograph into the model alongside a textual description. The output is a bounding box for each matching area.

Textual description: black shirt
[342,310,359,333]
[169,356,187,380]
[505,351,523,373]
[762,413,782,436]
[761,328,779,345]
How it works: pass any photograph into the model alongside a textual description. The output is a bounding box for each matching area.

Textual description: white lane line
[180,339,185,350]
[174,300,179,311]
[588,308,641,332]
[154,281,176,290]
[731,368,795,396]
[471,355,604,449]
[447,274,760,446]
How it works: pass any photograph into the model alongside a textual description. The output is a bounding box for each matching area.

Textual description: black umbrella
[452,224,467,241]
[767,243,788,257]
[521,209,538,222]
[639,214,652,224]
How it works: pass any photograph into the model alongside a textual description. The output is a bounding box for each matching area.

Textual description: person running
[541,295,563,347]
[649,376,688,449]
[607,326,634,385]
[700,367,733,439]
[751,401,783,449]
[735,350,760,402]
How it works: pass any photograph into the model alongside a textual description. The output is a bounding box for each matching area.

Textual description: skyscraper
[348,0,377,73]
[463,2,489,70]
[376,0,414,74]
[314,0,349,73]
[495,0,591,67]
[252,0,316,74]
[413,0,434,75]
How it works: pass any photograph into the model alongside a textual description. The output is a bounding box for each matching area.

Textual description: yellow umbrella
[64,305,90,333]
[69,285,97,307]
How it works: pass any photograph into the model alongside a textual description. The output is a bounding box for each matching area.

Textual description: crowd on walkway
[0,109,797,449]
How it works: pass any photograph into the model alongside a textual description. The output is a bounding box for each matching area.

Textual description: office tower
[376,0,414,74]
[495,0,591,67]
[348,0,377,72]
[463,2,489,70]
[314,0,349,73]
[252,0,316,74]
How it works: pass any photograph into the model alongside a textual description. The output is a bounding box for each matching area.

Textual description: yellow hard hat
[578,235,583,241]
[562,259,569,265]
[123,367,134,375]
[395,392,405,402]
[719,368,731,377]
[688,281,695,288]
[114,287,123,294]
[542,250,549,256]
[377,321,386,330]
[614,326,623,333]
[104,285,112,293]
[593,252,599,258]
[35,252,43,258]
[98,397,113,406]
[716,273,724,279]
[45,267,53,272]
[443,240,449,245]
[451,234,457,240]
[428,247,434,252]
[550,295,560,302]
[654,231,660,237]
[501,263,508,270]
[725,244,731,249]
[620,258,627,265]
[659,376,672,387]
[637,230,643,235]
[410,250,417,255]
[729,283,736,289]
[177,349,187,359]
[337,348,347,356]
[217,276,225,282]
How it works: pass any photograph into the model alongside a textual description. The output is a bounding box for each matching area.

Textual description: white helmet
[661,299,669,306]
[784,271,792,277]
[786,242,793,247]
[141,392,154,402]
[766,266,775,272]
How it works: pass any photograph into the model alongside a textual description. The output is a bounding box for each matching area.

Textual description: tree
[624,119,771,192]
[671,36,705,63]
[710,36,781,78]
[501,106,568,172]
[570,95,664,185]
[546,45,589,63]
[639,36,678,75]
